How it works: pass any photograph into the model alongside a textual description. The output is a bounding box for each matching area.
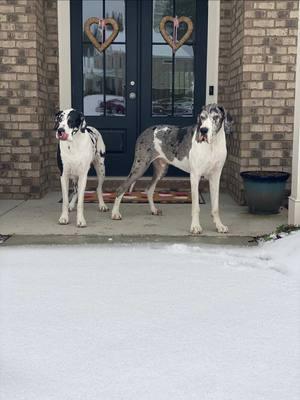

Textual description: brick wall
[0,0,59,199]
[219,0,245,200]
[219,0,299,203]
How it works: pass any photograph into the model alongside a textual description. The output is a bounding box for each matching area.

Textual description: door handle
[129,92,136,99]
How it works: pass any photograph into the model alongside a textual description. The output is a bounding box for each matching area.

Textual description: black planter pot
[240,171,290,214]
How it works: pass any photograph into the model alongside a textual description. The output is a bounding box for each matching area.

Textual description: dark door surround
[71,0,208,176]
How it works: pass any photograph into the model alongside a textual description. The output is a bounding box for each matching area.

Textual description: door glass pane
[152,45,172,116]
[82,0,126,117]
[176,0,196,42]
[105,44,126,116]
[153,0,195,44]
[82,0,103,41]
[105,0,125,42]
[152,0,173,43]
[174,46,194,116]
[83,44,104,116]
[152,0,196,117]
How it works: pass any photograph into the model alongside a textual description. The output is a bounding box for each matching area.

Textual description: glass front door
[71,0,208,176]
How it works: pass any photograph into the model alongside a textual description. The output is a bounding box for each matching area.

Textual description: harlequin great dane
[111,103,233,234]
[55,109,108,228]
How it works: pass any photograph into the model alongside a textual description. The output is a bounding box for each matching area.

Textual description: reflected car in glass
[96,97,125,115]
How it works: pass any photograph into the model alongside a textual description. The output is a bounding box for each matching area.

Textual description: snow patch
[0,236,299,400]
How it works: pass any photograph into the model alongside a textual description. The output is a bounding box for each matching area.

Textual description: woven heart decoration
[84,17,119,53]
[159,16,193,52]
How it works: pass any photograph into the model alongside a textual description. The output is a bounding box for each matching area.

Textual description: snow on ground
[0,234,300,400]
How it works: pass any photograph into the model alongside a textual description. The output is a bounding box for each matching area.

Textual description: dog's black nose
[200,127,208,135]
[57,128,65,136]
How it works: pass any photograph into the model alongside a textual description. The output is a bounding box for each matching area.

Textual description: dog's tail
[97,133,106,156]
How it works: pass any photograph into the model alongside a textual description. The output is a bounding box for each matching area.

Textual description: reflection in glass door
[152,0,196,117]
[82,0,126,117]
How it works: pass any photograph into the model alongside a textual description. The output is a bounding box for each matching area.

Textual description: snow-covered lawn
[0,235,299,400]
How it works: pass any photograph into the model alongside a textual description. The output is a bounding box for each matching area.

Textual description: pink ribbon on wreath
[98,18,106,30]
[173,16,179,51]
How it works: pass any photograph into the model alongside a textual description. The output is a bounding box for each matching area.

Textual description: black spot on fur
[57,145,63,176]
[67,110,82,129]
[176,127,188,144]
[156,125,193,162]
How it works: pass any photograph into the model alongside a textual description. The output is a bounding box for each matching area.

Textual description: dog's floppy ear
[219,106,233,135]
[80,112,87,132]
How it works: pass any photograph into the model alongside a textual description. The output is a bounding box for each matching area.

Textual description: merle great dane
[55,109,108,228]
[112,103,233,234]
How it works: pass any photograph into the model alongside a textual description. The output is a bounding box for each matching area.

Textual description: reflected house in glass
[152,0,195,116]
[152,46,194,116]
[83,45,125,116]
[82,10,126,116]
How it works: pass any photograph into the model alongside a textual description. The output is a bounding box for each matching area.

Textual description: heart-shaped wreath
[84,17,119,53]
[159,16,193,52]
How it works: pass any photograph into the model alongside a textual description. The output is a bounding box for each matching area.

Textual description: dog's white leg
[146,158,168,215]
[111,195,123,220]
[209,169,228,233]
[76,172,88,227]
[59,173,69,225]
[93,156,109,212]
[190,172,202,234]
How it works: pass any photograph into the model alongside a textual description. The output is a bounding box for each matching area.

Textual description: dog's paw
[59,214,69,225]
[216,223,228,233]
[190,224,203,234]
[111,211,122,220]
[151,208,162,216]
[77,217,87,228]
[68,204,75,212]
[99,204,109,212]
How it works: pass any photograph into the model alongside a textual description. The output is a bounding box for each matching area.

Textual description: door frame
[57,0,220,110]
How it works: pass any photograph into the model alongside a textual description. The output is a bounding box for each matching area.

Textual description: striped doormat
[83,191,205,204]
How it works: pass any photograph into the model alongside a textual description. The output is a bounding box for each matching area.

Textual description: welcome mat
[84,190,205,204]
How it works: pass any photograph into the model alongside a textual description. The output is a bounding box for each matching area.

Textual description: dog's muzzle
[56,128,68,141]
[196,127,208,143]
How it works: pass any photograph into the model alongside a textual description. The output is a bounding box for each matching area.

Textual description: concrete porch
[0,191,288,246]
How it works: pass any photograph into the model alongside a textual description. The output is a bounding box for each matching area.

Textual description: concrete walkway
[0,191,288,246]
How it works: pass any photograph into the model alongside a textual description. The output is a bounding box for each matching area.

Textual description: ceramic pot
[240,171,290,214]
